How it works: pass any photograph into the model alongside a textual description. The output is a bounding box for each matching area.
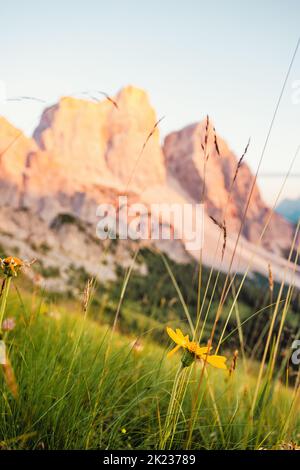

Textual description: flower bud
[181,349,195,368]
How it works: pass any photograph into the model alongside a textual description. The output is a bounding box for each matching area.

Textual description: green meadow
[0,248,299,450]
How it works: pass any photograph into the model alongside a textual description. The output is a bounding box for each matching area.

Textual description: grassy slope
[0,285,299,450]
[89,248,300,361]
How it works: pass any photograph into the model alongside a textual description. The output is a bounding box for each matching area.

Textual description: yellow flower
[166,327,227,370]
[0,257,25,277]
[0,257,35,278]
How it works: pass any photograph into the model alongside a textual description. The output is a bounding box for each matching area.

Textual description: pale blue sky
[0,0,299,203]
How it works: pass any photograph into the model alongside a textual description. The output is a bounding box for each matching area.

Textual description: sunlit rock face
[33,85,165,193]
[0,86,297,289]
[0,117,36,207]
[163,119,293,254]
[14,85,165,222]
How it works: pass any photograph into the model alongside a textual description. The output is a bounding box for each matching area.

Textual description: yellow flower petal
[166,327,179,344]
[166,327,186,346]
[204,355,227,370]
[175,329,187,341]
[196,346,210,356]
[167,344,181,358]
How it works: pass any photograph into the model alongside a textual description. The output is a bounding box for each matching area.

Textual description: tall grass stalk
[85,248,139,449]
[160,364,187,449]
[250,221,300,416]
[0,278,12,332]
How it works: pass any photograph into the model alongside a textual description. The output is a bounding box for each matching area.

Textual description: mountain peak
[30,85,164,193]
[0,86,294,264]
[117,84,149,100]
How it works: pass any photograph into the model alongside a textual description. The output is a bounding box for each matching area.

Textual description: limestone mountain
[0,86,298,290]
[164,120,293,254]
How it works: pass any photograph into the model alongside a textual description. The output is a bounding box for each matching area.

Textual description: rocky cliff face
[33,86,165,192]
[10,86,165,224]
[163,120,293,254]
[0,86,297,289]
[0,117,36,207]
